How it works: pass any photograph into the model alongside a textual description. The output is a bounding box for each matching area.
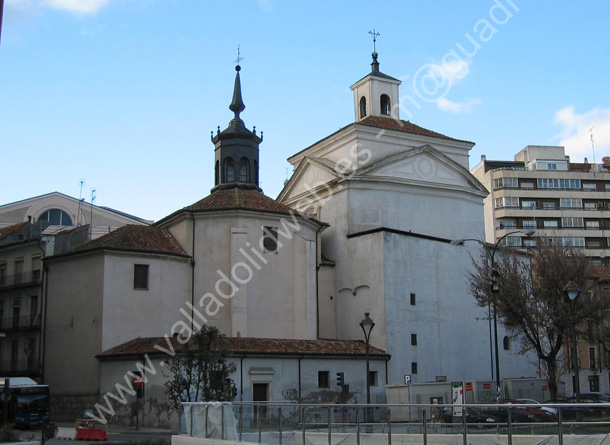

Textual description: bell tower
[350,48,401,122]
[211,63,262,193]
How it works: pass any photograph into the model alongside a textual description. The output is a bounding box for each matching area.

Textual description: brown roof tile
[0,222,28,240]
[184,188,295,215]
[70,225,187,257]
[98,336,389,359]
[358,115,472,143]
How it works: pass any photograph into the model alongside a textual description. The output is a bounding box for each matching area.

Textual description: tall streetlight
[451,229,535,400]
[360,312,375,424]
[564,280,581,402]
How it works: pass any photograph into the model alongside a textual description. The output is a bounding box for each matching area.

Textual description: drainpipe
[315,226,323,339]
[37,238,47,381]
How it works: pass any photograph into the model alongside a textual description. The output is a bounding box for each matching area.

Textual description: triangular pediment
[355,145,487,194]
[278,157,342,202]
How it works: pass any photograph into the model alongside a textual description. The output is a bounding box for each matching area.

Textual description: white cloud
[437,59,470,84]
[41,0,110,14]
[437,97,481,114]
[554,106,610,162]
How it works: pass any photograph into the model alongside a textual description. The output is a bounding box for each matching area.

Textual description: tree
[164,325,237,412]
[468,240,610,399]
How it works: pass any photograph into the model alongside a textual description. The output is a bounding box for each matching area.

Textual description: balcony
[0,314,42,332]
[0,271,41,289]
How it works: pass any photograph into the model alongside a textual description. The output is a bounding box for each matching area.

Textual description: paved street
[17,423,176,444]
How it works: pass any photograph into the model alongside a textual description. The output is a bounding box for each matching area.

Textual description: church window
[368,371,378,386]
[134,264,149,290]
[359,96,367,118]
[410,293,416,305]
[380,94,391,115]
[239,158,249,182]
[263,227,278,253]
[503,336,511,350]
[254,160,258,185]
[411,334,417,346]
[411,362,418,374]
[215,161,220,185]
[38,209,73,226]
[224,158,235,182]
[318,371,329,388]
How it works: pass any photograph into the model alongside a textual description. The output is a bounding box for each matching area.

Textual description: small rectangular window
[589,347,597,369]
[410,293,416,306]
[134,264,149,290]
[318,371,329,388]
[263,227,279,253]
[583,183,597,192]
[368,371,378,387]
[411,362,418,374]
[542,202,557,209]
[411,334,417,346]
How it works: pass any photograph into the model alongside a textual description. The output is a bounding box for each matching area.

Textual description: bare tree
[164,326,237,412]
[469,240,609,399]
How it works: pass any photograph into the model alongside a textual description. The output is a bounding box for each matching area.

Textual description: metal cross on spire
[368,29,380,52]
[234,45,244,66]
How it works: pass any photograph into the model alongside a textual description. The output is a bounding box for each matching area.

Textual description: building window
[38,208,73,226]
[263,227,278,253]
[586,220,601,230]
[521,181,534,189]
[543,220,559,229]
[223,158,235,182]
[583,183,597,192]
[524,239,537,248]
[542,202,557,210]
[239,158,249,182]
[215,161,219,185]
[380,94,391,115]
[589,347,597,369]
[318,371,329,388]
[494,177,518,189]
[498,219,517,230]
[503,336,511,350]
[505,236,522,247]
[549,237,585,247]
[0,264,6,286]
[410,293,416,306]
[605,183,610,192]
[584,202,598,210]
[521,200,536,209]
[411,334,417,346]
[590,259,603,266]
[522,220,536,229]
[494,197,519,208]
[368,371,378,387]
[587,240,601,248]
[537,178,580,189]
[411,362,418,374]
[14,259,23,284]
[562,217,583,228]
[560,198,582,209]
[359,96,367,118]
[133,264,149,290]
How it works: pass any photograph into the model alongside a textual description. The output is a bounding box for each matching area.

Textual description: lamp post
[451,229,535,400]
[564,280,581,402]
[360,313,375,424]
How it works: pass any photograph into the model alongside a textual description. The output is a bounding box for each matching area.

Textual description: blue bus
[0,377,50,426]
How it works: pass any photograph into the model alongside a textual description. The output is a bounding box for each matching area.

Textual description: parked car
[577,392,610,403]
[565,394,610,417]
[440,407,498,426]
[542,399,597,419]
[494,399,556,422]
[480,401,538,423]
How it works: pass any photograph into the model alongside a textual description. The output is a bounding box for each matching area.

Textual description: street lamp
[451,229,535,400]
[360,313,375,406]
[564,280,581,402]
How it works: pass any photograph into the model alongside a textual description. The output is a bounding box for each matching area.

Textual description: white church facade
[42,53,539,426]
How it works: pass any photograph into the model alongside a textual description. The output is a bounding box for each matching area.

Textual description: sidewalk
[53,421,178,436]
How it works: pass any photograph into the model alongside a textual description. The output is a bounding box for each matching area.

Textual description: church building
[42,52,539,426]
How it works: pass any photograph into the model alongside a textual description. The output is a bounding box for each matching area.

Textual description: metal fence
[181,401,610,445]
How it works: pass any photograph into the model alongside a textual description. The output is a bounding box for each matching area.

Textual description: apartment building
[471,145,610,265]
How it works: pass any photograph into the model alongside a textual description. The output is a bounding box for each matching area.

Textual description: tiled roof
[69,225,187,257]
[0,222,28,240]
[98,336,389,359]
[358,116,472,143]
[184,188,295,215]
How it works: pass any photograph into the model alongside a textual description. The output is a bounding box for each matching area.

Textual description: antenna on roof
[89,188,96,239]
[589,126,596,164]
[77,180,85,227]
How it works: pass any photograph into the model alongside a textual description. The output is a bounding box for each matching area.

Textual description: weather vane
[235,45,244,66]
[368,29,380,52]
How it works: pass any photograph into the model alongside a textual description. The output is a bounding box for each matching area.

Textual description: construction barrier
[56,427,77,440]
[74,419,108,441]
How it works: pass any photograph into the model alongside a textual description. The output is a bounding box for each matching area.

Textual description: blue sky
[2,0,610,221]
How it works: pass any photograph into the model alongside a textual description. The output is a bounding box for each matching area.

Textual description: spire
[229,65,245,124]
